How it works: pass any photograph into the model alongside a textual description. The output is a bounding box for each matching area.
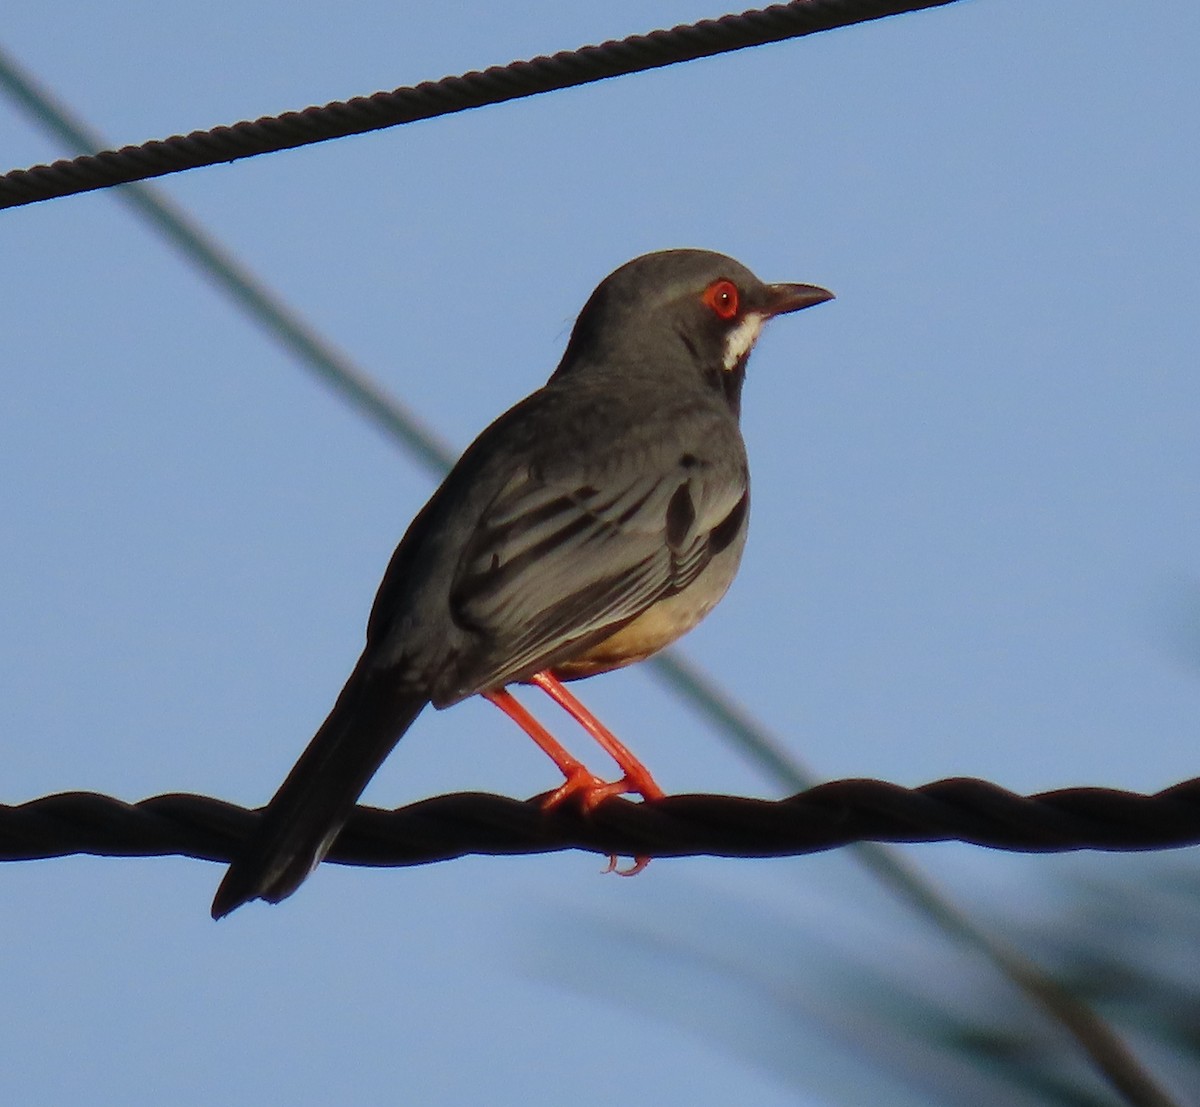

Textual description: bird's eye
[702,279,740,320]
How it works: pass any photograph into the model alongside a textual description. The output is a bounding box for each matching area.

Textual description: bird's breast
[549,540,744,680]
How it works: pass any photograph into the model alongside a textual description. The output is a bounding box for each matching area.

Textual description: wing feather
[435,452,745,700]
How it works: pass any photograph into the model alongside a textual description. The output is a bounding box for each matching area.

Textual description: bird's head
[552,249,833,412]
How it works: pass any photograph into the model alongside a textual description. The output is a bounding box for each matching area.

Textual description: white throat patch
[722,312,764,371]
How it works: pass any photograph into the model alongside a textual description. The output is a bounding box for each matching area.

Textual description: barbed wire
[5,776,1198,868]
[0,0,962,210]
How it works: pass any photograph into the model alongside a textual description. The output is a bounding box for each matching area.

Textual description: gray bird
[211,249,832,918]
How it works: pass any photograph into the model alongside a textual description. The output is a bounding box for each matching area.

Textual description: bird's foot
[542,771,656,876]
[542,769,666,812]
[542,769,632,812]
[602,854,651,877]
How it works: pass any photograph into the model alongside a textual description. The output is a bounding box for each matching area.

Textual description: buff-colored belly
[552,547,743,679]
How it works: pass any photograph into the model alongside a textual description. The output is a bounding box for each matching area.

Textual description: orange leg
[529,671,666,803]
[484,678,661,875]
[483,689,628,810]
[529,672,658,874]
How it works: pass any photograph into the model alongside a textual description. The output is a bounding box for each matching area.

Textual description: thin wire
[0,0,964,210]
[0,26,1179,1107]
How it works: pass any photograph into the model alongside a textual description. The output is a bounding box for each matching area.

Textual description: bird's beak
[762,282,835,318]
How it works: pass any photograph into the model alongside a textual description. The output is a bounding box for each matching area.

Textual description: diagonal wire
[0,51,450,477]
[0,28,1180,1107]
[0,0,965,210]
[651,658,1185,1107]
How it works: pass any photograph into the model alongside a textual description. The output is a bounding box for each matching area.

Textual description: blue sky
[2,3,1198,1104]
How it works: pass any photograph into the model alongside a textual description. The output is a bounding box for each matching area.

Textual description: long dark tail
[211,659,427,919]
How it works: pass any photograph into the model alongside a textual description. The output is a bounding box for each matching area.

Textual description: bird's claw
[602,854,651,877]
[542,770,656,876]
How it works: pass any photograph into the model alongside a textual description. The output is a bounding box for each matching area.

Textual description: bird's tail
[211,660,427,919]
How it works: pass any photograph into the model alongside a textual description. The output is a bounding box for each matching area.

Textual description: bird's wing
[438,449,747,699]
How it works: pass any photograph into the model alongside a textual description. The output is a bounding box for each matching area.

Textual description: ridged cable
[5,777,1198,868]
[0,0,963,210]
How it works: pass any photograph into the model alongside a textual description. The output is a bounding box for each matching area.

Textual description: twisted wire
[5,777,1198,868]
[0,0,962,210]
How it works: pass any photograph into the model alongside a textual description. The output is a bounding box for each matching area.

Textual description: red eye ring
[702,279,739,320]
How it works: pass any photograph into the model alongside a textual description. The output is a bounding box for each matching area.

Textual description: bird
[211,249,833,918]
